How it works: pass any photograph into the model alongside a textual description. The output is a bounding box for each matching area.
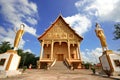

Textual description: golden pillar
[68,40,70,59]
[76,42,79,59]
[77,42,81,59]
[40,40,44,60]
[51,40,54,60]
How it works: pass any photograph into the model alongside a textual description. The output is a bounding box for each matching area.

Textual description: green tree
[17,49,25,68]
[113,23,120,50]
[17,49,39,68]
[83,62,92,69]
[0,41,12,54]
[113,23,120,40]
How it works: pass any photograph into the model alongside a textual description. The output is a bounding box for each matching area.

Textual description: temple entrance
[57,54,64,61]
[53,42,68,61]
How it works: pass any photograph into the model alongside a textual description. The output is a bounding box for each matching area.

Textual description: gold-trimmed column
[51,40,54,60]
[76,42,79,59]
[78,42,82,60]
[68,40,70,59]
[5,54,13,70]
[76,44,79,59]
[40,40,44,60]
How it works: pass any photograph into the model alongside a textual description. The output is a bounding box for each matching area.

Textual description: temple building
[37,15,83,70]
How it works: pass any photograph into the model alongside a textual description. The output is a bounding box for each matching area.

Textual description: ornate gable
[38,15,83,41]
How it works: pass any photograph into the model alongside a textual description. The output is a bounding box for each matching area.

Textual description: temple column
[39,40,44,60]
[77,42,81,60]
[76,42,79,59]
[68,40,70,59]
[50,40,54,60]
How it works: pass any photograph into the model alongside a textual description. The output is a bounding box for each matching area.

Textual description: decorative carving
[47,33,67,39]
[47,33,51,38]
[61,33,67,39]
[47,33,75,39]
[44,40,51,44]
[43,18,79,40]
[68,34,74,38]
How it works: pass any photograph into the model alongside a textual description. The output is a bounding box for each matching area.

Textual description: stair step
[51,61,68,70]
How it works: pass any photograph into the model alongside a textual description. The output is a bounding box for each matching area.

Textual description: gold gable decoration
[38,15,83,41]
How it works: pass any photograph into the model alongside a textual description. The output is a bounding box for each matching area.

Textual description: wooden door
[57,54,64,61]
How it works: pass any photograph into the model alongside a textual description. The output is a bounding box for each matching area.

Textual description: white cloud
[0,0,39,48]
[81,48,120,64]
[0,0,38,35]
[0,26,15,43]
[26,17,38,25]
[0,26,25,48]
[24,24,38,37]
[0,27,7,36]
[64,14,91,35]
[81,48,102,64]
[75,0,120,22]
[24,49,32,53]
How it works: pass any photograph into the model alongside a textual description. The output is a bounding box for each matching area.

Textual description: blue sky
[0,0,120,63]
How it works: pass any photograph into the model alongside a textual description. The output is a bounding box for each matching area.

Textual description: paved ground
[0,69,120,80]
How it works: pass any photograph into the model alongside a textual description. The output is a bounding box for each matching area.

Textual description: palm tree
[0,41,12,54]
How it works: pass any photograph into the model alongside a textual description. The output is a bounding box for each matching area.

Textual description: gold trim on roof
[38,15,83,41]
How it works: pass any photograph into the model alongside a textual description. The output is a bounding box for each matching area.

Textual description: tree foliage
[17,49,39,68]
[113,23,120,40]
[0,41,12,54]
[113,23,120,51]
[18,49,39,68]
[82,62,93,69]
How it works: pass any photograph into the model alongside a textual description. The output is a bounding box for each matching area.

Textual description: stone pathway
[0,69,120,80]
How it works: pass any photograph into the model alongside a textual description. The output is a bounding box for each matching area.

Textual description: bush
[22,66,27,73]
[84,63,91,69]
[91,67,96,74]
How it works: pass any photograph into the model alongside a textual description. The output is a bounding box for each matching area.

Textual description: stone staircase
[50,61,68,70]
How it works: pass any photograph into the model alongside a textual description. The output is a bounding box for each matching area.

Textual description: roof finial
[59,10,64,17]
